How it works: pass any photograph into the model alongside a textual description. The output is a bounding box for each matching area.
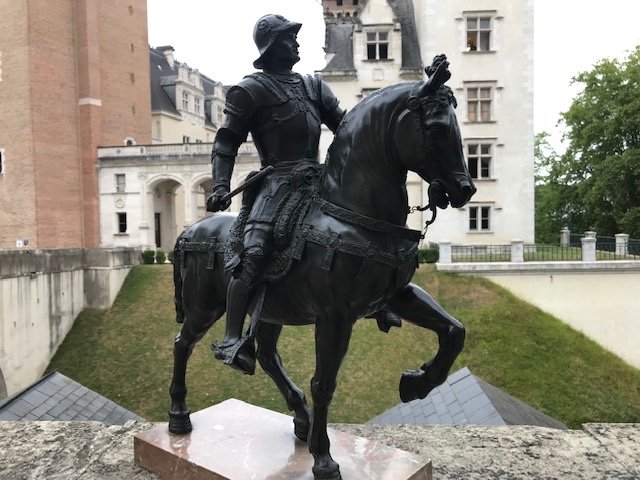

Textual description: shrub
[167,251,174,264]
[418,248,439,264]
[141,250,156,264]
[155,249,166,264]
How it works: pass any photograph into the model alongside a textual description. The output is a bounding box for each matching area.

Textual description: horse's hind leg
[256,323,312,442]
[386,282,465,403]
[169,306,225,434]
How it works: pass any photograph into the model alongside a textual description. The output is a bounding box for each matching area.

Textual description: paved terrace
[0,421,637,479]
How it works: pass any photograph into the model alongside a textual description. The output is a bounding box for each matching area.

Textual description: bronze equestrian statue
[169,14,476,480]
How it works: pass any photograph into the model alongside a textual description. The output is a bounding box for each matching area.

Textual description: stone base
[134,399,431,480]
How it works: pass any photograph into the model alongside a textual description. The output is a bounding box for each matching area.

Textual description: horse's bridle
[405,83,447,237]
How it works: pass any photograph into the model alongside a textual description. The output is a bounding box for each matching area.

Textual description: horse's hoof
[293,416,310,442]
[399,369,437,403]
[312,457,341,480]
[168,410,192,435]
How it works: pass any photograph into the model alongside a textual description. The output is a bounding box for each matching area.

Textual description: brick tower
[0,0,151,249]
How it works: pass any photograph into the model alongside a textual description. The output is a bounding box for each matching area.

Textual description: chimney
[158,45,175,69]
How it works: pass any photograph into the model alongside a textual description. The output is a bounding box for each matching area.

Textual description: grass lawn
[47,264,640,428]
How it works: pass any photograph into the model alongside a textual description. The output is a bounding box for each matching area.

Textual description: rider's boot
[212,247,264,375]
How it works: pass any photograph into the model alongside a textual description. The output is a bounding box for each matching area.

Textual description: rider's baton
[219,165,274,203]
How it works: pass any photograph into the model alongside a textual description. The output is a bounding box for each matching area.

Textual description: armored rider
[206,15,345,374]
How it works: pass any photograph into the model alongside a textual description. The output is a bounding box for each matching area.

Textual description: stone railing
[438,230,638,264]
[98,142,258,159]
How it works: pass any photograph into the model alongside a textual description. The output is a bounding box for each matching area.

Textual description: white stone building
[98,143,258,251]
[99,47,260,252]
[98,1,534,250]
[320,0,534,245]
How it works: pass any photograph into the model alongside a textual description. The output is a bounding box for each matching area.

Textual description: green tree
[539,46,640,239]
[534,132,573,243]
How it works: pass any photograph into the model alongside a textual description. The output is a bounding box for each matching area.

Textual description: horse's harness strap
[314,195,422,243]
[178,235,223,269]
[303,225,418,269]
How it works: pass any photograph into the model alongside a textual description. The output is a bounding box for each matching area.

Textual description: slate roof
[149,46,222,127]
[0,371,143,425]
[322,0,422,73]
[324,23,356,72]
[368,367,567,429]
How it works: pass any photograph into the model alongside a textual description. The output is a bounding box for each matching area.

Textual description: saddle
[224,163,321,283]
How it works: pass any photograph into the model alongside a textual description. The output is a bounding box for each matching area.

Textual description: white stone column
[511,239,524,263]
[561,226,570,247]
[615,233,629,256]
[439,241,452,264]
[138,174,152,249]
[581,236,596,262]
[184,183,196,228]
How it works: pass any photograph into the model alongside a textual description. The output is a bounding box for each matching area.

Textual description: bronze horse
[169,59,475,480]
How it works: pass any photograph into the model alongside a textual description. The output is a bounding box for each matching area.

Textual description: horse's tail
[173,232,186,324]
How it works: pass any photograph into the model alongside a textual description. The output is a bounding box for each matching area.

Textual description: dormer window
[194,97,201,115]
[366,31,389,60]
[182,91,189,110]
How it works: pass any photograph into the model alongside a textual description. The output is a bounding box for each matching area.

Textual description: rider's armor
[212,71,344,257]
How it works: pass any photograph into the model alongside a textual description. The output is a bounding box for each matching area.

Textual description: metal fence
[452,244,510,263]
[444,240,639,263]
[594,237,640,260]
[523,244,582,261]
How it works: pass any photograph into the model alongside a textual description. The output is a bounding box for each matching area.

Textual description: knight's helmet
[252,14,302,69]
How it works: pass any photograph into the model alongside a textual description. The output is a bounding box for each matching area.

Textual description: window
[366,31,389,60]
[0,149,4,175]
[129,72,135,83]
[130,43,135,53]
[467,86,492,122]
[195,139,203,144]
[469,206,491,231]
[467,143,492,179]
[467,17,491,51]
[182,135,190,144]
[337,0,343,5]
[182,91,189,110]
[194,97,201,114]
[117,212,127,233]
[353,0,358,4]
[115,174,125,193]
[217,106,223,124]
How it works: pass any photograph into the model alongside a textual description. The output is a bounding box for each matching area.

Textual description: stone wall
[0,247,139,398]
[0,421,637,479]
[438,261,640,368]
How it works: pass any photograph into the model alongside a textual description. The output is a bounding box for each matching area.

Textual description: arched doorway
[150,178,184,252]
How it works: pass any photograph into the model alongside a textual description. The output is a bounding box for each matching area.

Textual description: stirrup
[212,336,256,375]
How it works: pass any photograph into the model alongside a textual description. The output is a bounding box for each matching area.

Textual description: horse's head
[394,55,476,209]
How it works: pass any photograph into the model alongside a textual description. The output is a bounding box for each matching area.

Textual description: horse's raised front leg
[169,306,225,434]
[256,322,313,442]
[387,282,465,403]
[309,313,353,480]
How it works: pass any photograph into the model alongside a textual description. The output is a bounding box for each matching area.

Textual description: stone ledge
[0,421,637,479]
[437,261,640,274]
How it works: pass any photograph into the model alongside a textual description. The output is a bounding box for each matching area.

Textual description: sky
[147,0,640,151]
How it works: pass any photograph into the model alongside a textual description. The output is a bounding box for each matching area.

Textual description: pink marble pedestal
[134,399,431,480]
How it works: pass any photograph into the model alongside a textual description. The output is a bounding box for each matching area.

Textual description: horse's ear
[420,58,451,97]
